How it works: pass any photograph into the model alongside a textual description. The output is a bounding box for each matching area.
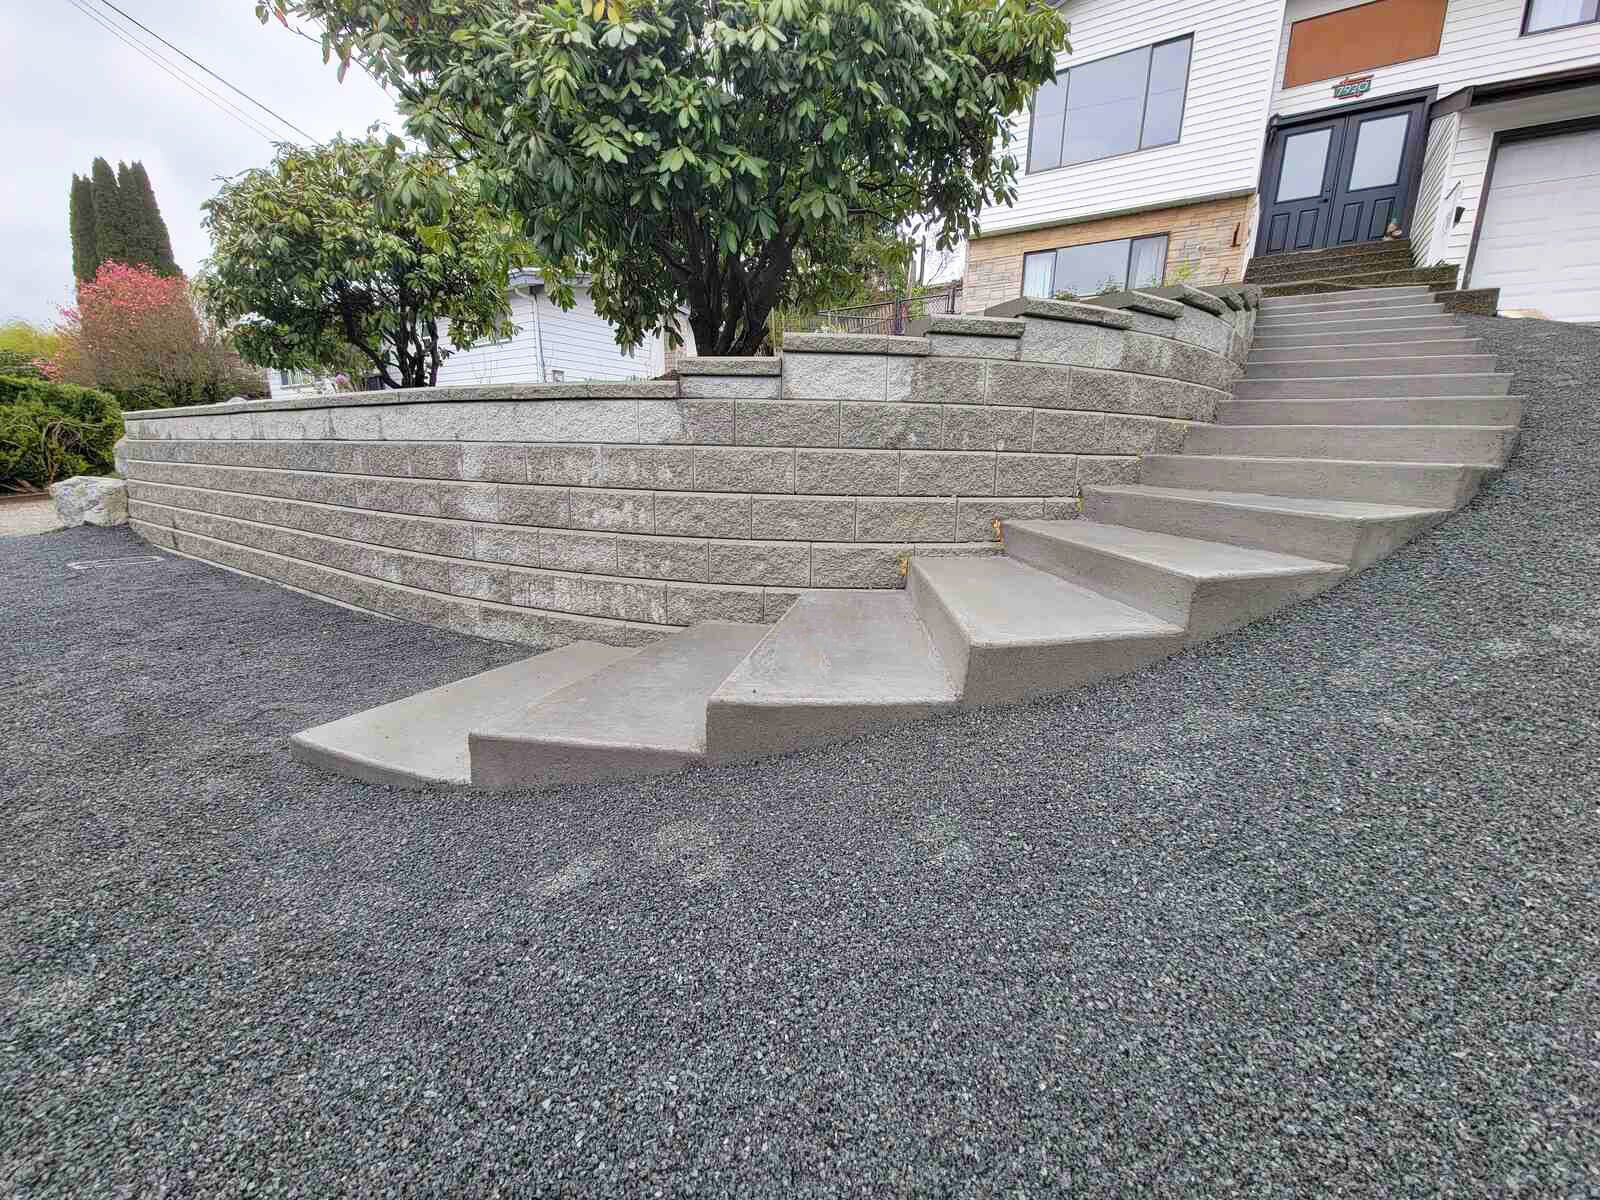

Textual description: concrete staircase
[1243,237,1469,303]
[293,286,1521,789]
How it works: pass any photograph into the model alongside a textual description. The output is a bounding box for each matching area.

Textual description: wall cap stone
[131,380,681,421]
[1084,291,1185,320]
[1202,285,1246,311]
[982,297,1136,329]
[1141,284,1228,316]
[677,356,783,376]
[780,333,931,356]
[911,315,1027,339]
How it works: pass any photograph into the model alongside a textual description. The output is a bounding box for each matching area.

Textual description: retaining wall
[125,286,1257,648]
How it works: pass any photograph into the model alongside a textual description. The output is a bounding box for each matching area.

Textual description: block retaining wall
[125,288,1257,648]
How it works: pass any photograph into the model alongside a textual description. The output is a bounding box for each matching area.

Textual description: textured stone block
[359,404,462,441]
[253,409,333,440]
[1042,497,1084,520]
[679,374,781,399]
[1069,367,1218,421]
[461,443,527,482]
[809,543,906,589]
[637,399,735,445]
[840,402,942,450]
[525,570,669,625]
[781,353,885,402]
[1015,320,1122,369]
[886,357,987,404]
[329,407,385,440]
[1032,411,1188,456]
[899,451,995,496]
[985,361,1074,409]
[541,528,619,573]
[473,524,542,568]
[569,487,653,533]
[995,453,1080,497]
[497,484,570,528]
[600,445,696,490]
[1075,455,1142,487]
[616,534,710,582]
[447,560,516,604]
[782,334,930,356]
[736,400,840,447]
[436,482,502,522]
[493,399,638,443]
[654,491,751,538]
[855,497,956,542]
[666,582,767,624]
[942,405,1033,452]
[709,539,811,586]
[926,333,1018,360]
[751,495,855,541]
[793,449,899,496]
[354,476,440,517]
[764,589,804,620]
[693,446,795,493]
[955,498,1044,541]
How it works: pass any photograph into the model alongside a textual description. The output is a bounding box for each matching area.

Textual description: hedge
[0,374,123,492]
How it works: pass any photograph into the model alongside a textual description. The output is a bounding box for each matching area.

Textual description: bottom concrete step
[1083,484,1445,568]
[908,556,1185,707]
[291,641,640,788]
[469,622,768,788]
[705,591,958,761]
[1140,454,1490,509]
[1002,519,1344,641]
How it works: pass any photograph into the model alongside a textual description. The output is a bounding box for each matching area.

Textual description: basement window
[1027,36,1193,173]
[1523,0,1599,32]
[1022,233,1170,299]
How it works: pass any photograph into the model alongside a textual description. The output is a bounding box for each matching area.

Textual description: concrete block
[840,402,943,450]
[497,484,570,527]
[856,497,956,542]
[525,570,669,624]
[693,446,795,493]
[736,399,841,446]
[919,315,1026,338]
[447,560,516,604]
[616,533,710,582]
[764,588,805,620]
[1032,411,1188,456]
[329,407,385,440]
[955,498,1044,541]
[678,374,781,399]
[254,409,333,440]
[809,543,907,588]
[460,443,527,482]
[436,482,499,522]
[1016,319,1123,370]
[654,490,752,538]
[354,476,440,517]
[677,356,783,375]
[899,450,995,496]
[473,524,542,568]
[569,487,653,533]
[709,539,811,586]
[927,334,1020,360]
[995,453,1079,497]
[985,360,1075,409]
[1069,367,1219,421]
[751,495,855,541]
[362,404,464,441]
[666,582,768,625]
[794,449,900,496]
[498,399,638,443]
[1077,455,1143,488]
[599,445,695,490]
[536,443,606,487]
[886,357,987,404]
[1042,497,1083,520]
[987,298,1135,329]
[942,405,1033,452]
[541,528,619,573]
[637,399,735,445]
[782,333,929,356]
[781,353,885,402]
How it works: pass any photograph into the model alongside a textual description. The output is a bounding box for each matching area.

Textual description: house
[964,0,1600,321]
[268,272,672,398]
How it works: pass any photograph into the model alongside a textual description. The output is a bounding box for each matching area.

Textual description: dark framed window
[1027,36,1193,173]
[1523,0,1599,33]
[1022,234,1170,299]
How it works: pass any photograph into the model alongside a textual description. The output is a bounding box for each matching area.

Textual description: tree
[69,175,99,284]
[200,139,528,389]
[126,162,180,276]
[259,0,1068,355]
[89,157,134,271]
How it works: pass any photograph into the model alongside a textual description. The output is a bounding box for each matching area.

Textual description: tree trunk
[684,235,793,356]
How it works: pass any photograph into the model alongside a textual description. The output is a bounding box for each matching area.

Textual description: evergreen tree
[90,157,132,268]
[127,162,179,275]
[69,175,98,283]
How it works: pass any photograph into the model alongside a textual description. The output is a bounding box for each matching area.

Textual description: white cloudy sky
[1,1,403,326]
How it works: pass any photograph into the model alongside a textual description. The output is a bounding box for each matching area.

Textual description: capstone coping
[1140,284,1228,317]
[1084,291,1185,320]
[131,379,682,420]
[983,297,1136,330]
[918,315,1026,339]
[1240,284,1263,310]
[1201,285,1246,311]
[780,332,932,356]
[676,356,783,376]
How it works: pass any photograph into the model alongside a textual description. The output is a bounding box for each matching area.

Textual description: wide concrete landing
[290,641,639,788]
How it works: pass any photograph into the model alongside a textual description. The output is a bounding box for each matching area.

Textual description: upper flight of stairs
[1243,237,1469,303]
[293,285,1522,790]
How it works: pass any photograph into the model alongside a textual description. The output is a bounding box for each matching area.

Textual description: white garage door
[1471,125,1600,322]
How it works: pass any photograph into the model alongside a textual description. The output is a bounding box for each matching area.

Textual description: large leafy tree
[200,139,529,389]
[260,0,1067,355]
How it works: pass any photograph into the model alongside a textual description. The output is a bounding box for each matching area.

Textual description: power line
[63,0,283,144]
[90,0,320,144]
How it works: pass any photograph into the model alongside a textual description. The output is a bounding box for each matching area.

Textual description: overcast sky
[1,1,402,326]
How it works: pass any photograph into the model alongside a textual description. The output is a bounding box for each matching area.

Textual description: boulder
[50,475,128,527]
[113,435,129,476]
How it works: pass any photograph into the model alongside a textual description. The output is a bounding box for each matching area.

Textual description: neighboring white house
[268,272,672,398]
[965,0,1600,321]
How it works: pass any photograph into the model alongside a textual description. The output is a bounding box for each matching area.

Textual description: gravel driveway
[3,316,1598,1197]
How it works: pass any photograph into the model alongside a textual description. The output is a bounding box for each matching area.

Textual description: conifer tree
[128,162,179,275]
[90,157,132,268]
[69,175,99,283]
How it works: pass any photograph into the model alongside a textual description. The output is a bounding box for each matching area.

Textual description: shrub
[0,374,123,492]
[0,349,47,380]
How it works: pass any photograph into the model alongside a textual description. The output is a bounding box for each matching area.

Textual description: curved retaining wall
[125,285,1258,648]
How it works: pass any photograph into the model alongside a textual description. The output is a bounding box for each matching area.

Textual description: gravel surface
[3,316,1598,1197]
[0,498,64,537]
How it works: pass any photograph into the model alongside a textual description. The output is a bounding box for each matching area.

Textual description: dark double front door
[1258,97,1429,255]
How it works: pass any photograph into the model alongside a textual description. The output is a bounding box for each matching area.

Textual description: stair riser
[1246,247,1416,273]
[1217,396,1523,427]
[1263,298,1442,319]
[1233,374,1513,399]
[1083,488,1444,569]
[468,736,699,789]
[1185,426,1518,466]
[1266,287,1433,309]
[1249,339,1482,362]
[1253,324,1464,347]
[1246,355,1497,380]
[1141,456,1487,508]
[705,697,958,763]
[1258,305,1445,328]
[1246,257,1419,284]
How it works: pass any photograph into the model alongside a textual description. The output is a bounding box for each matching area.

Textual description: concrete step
[468,621,768,788]
[1256,265,1460,297]
[705,591,958,761]
[1258,303,1446,327]
[1184,423,1518,466]
[1248,338,1483,362]
[290,641,640,788]
[1002,519,1343,641]
[1245,244,1416,283]
[1082,484,1446,569]
[1217,395,1523,427]
[1140,454,1492,509]
[1265,286,1435,309]
[1245,354,1498,380]
[1262,297,1443,320]
[907,555,1184,707]
[1233,373,1513,399]
[1252,323,1464,348]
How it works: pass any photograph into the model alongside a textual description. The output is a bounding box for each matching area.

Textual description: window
[1524,0,1599,32]
[1021,234,1170,299]
[1027,36,1192,173]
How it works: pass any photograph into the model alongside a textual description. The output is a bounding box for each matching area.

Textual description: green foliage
[0,374,123,493]
[125,162,180,276]
[201,138,530,388]
[73,158,180,280]
[0,320,60,361]
[260,0,1068,355]
[70,174,99,284]
[90,157,133,270]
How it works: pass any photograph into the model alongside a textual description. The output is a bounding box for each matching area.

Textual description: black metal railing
[779,283,964,338]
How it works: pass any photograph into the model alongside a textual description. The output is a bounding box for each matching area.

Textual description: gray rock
[113,437,128,476]
[50,476,128,527]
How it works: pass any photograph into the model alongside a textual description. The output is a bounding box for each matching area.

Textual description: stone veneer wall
[124,288,1257,648]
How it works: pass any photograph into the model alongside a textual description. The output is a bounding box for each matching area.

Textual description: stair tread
[914,555,1182,644]
[1087,483,1442,520]
[290,641,640,786]
[478,621,768,754]
[711,591,956,706]
[1209,422,1519,431]
[1006,519,1342,578]
[1150,452,1493,470]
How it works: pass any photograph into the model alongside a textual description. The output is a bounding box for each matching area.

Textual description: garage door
[1471,124,1600,322]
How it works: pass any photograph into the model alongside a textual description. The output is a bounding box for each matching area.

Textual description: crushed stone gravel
[2,315,1598,1196]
